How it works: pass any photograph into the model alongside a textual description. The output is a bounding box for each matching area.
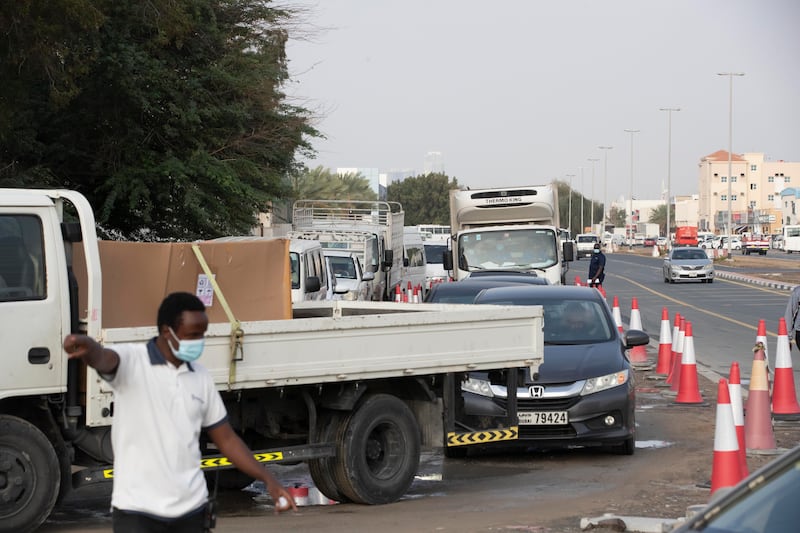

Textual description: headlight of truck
[581,369,628,395]
[461,377,494,397]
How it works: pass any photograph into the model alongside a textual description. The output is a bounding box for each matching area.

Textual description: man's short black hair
[157,292,206,331]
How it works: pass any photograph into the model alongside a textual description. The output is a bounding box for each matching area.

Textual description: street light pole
[566,173,576,234]
[624,129,640,249]
[599,146,613,248]
[579,166,585,233]
[718,72,745,258]
[660,107,680,243]
[588,158,600,234]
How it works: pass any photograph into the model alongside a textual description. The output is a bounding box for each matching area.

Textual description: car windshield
[672,249,707,260]
[459,229,558,271]
[476,297,614,344]
[424,244,448,265]
[328,256,356,279]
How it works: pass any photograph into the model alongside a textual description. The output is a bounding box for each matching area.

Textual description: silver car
[663,246,714,284]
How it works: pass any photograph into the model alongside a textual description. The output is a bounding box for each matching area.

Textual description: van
[575,233,600,259]
[423,240,450,289]
[398,228,428,299]
[674,226,698,247]
[324,249,374,301]
[288,238,328,303]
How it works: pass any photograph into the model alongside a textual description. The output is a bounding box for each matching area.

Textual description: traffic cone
[668,318,686,392]
[665,313,681,384]
[612,296,623,334]
[744,344,777,451]
[772,317,800,419]
[574,275,583,286]
[628,298,648,363]
[652,244,659,257]
[675,321,703,404]
[728,362,748,476]
[711,378,744,494]
[756,319,770,373]
[597,285,606,298]
[655,307,672,375]
[393,284,401,302]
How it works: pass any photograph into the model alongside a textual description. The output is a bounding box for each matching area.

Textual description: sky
[285,0,800,208]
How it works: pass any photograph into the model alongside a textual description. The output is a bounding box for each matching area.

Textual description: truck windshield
[459,229,557,271]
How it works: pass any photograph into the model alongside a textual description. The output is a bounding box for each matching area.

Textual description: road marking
[610,273,778,337]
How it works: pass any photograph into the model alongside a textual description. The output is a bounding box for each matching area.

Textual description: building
[781,188,800,226]
[423,151,444,175]
[697,151,798,235]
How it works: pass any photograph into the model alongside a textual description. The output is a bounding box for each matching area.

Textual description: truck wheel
[308,411,350,503]
[331,394,420,504]
[0,415,60,533]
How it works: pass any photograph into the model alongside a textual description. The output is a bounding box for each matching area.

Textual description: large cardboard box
[74,239,291,328]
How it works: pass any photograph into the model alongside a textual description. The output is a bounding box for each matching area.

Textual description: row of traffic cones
[393,282,424,303]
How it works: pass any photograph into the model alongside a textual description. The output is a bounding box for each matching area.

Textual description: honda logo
[529,385,544,398]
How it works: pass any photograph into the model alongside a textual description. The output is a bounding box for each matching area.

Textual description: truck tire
[308,411,350,503]
[331,394,420,505]
[0,415,60,533]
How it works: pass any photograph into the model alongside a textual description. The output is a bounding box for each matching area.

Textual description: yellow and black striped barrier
[446,427,518,447]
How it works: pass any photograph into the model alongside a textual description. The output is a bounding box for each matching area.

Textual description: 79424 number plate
[518,411,568,425]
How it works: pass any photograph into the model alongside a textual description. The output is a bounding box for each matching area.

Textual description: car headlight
[461,377,494,397]
[581,369,628,395]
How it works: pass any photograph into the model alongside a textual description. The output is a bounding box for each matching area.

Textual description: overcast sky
[285,0,800,207]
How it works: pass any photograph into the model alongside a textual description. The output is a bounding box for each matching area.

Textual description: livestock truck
[292,200,404,301]
[0,189,544,532]
[444,185,574,285]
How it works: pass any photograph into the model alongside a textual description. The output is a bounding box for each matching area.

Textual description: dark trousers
[796,331,800,351]
[112,506,207,533]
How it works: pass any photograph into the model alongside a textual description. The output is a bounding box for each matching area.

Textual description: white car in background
[324,250,374,301]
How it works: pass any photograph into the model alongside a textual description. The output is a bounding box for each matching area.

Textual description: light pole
[588,158,599,233]
[660,107,680,243]
[599,146,613,247]
[566,173,576,234]
[579,166,585,233]
[718,72,745,258]
[624,129,640,249]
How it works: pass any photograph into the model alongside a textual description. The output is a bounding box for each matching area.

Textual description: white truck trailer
[292,200,405,301]
[0,189,544,532]
[444,185,574,285]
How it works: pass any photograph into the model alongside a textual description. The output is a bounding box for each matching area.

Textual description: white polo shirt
[103,338,227,519]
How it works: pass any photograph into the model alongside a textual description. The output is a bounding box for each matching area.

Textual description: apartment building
[697,151,799,235]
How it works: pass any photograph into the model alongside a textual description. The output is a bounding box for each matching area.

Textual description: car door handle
[28,347,50,364]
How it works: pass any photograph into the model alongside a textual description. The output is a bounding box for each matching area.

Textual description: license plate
[518,411,568,425]
[688,272,697,277]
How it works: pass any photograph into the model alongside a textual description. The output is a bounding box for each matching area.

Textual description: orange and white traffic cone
[744,344,777,452]
[728,362,748,477]
[668,318,686,393]
[597,285,606,298]
[675,321,703,404]
[665,312,681,385]
[394,284,402,302]
[628,298,648,364]
[655,307,672,375]
[575,275,583,286]
[612,296,623,334]
[772,317,800,420]
[756,318,770,374]
[711,378,744,494]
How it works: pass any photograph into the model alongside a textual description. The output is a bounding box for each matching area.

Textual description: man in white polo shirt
[63,292,296,532]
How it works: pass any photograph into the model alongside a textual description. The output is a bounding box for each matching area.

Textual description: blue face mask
[168,327,205,362]
[593,249,600,254]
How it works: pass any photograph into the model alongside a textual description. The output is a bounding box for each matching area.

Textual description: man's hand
[63,334,119,374]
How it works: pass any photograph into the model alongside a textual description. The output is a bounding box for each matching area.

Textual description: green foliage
[288,166,377,202]
[608,206,626,227]
[386,173,459,226]
[0,0,318,240]
[555,180,602,234]
[648,203,674,236]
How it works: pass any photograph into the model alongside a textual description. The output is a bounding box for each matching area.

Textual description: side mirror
[442,251,453,270]
[305,276,321,293]
[362,271,375,281]
[562,241,574,262]
[403,257,409,267]
[382,249,394,271]
[624,329,650,349]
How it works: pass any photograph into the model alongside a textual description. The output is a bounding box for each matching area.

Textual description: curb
[713,269,798,291]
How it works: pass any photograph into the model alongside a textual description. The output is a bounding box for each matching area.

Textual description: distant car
[644,237,657,247]
[424,274,547,304]
[771,234,784,250]
[663,247,714,284]
[575,234,601,259]
[459,285,648,456]
[423,242,450,289]
[715,236,742,250]
[324,250,374,301]
[656,236,668,247]
[673,444,800,533]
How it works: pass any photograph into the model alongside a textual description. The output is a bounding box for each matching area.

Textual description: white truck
[0,189,544,533]
[444,185,574,285]
[292,200,405,301]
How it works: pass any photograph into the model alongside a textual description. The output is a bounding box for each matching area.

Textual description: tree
[387,173,459,226]
[289,166,376,202]
[648,204,675,237]
[608,206,626,228]
[0,1,318,240]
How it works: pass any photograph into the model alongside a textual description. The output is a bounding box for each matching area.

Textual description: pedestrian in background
[588,242,606,289]
[63,292,296,532]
